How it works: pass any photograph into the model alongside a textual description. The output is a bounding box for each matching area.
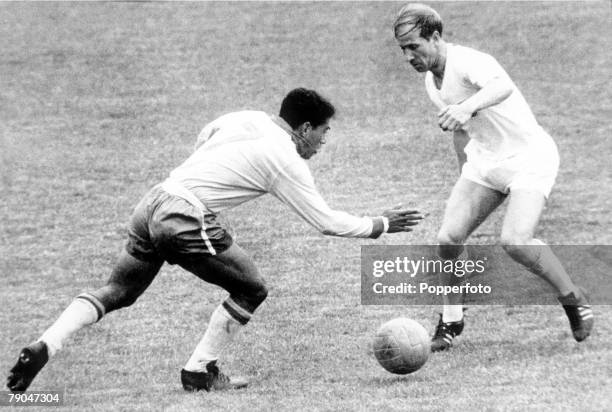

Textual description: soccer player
[7,88,424,392]
[392,4,593,351]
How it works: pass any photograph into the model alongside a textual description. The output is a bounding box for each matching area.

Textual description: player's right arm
[270,161,423,238]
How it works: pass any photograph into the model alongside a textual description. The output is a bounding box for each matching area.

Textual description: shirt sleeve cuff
[369,216,387,239]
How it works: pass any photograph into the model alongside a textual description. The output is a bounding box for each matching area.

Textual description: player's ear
[431,31,441,42]
[297,122,312,135]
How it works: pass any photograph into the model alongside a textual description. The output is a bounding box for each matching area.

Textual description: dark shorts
[125,186,233,264]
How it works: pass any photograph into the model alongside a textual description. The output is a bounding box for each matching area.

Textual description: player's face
[298,121,330,159]
[396,28,440,72]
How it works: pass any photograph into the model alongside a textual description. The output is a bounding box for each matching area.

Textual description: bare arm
[459,76,513,114]
[438,77,513,132]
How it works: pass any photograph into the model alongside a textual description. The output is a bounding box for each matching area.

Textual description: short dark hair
[394,3,443,40]
[279,88,335,129]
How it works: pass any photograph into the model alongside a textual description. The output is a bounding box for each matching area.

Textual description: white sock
[442,305,464,323]
[39,294,104,356]
[441,248,468,323]
[184,299,251,372]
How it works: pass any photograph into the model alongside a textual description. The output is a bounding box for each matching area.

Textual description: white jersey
[168,111,377,238]
[425,44,554,161]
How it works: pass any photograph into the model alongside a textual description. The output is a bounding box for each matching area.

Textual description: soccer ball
[373,318,430,374]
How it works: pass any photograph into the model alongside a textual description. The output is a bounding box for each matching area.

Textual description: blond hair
[393,3,443,40]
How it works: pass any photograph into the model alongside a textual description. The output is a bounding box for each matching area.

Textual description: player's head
[393,3,443,40]
[280,88,335,159]
[393,3,445,72]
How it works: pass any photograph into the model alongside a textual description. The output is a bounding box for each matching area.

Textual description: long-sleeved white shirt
[168,110,382,238]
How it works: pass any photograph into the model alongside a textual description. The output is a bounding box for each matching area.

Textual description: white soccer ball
[373,318,430,374]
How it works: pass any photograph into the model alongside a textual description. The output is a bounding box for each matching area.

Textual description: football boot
[431,314,464,352]
[181,361,248,392]
[7,341,49,392]
[558,288,594,342]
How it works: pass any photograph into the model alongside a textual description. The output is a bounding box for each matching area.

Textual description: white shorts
[461,139,560,198]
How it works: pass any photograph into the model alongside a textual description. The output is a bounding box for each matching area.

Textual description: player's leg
[499,189,573,292]
[433,177,506,351]
[88,250,164,313]
[7,188,167,392]
[7,250,163,392]
[177,243,266,391]
[45,250,163,356]
[500,189,593,341]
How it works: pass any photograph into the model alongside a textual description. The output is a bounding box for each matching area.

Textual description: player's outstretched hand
[382,206,424,233]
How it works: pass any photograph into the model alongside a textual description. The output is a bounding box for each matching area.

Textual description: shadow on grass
[361,373,431,387]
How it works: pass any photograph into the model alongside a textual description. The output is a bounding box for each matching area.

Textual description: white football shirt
[168,111,378,238]
[425,44,554,161]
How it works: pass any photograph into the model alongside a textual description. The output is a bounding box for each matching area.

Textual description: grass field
[1,1,611,411]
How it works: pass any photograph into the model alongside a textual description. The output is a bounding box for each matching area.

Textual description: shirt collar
[269,114,294,136]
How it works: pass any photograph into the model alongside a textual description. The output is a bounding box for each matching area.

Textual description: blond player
[393,4,593,351]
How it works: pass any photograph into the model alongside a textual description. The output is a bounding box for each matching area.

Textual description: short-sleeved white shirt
[425,44,554,161]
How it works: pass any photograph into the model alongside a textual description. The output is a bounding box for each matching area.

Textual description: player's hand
[382,206,424,233]
[438,104,473,132]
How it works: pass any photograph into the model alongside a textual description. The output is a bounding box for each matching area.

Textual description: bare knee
[437,230,466,259]
[95,250,161,313]
[500,231,533,257]
[92,281,142,313]
[437,226,467,246]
